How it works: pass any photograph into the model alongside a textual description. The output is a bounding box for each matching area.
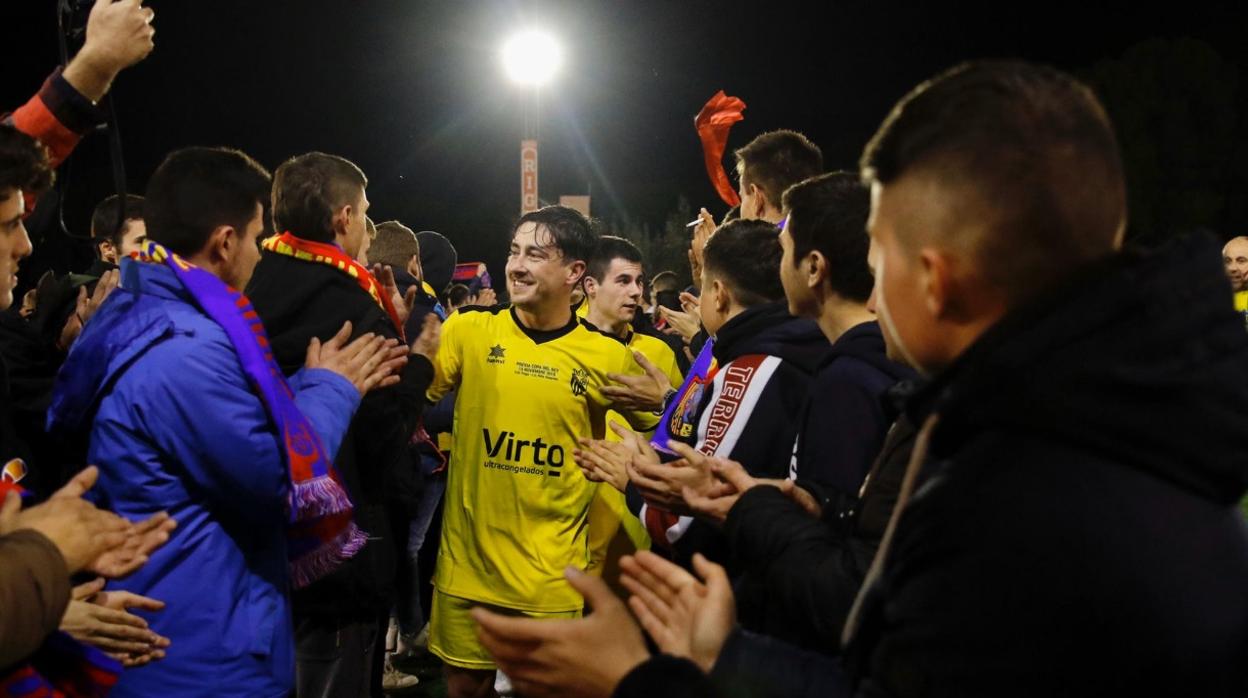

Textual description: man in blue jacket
[48,147,405,697]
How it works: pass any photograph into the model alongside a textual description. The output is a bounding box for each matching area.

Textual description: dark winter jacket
[730,383,920,653]
[615,234,1248,697]
[246,250,433,619]
[48,260,361,696]
[844,233,1248,696]
[627,302,828,567]
[792,322,916,498]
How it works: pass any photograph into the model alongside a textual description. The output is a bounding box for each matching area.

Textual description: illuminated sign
[521,139,539,213]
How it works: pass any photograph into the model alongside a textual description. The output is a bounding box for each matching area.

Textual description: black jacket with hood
[615,234,1248,697]
[792,322,917,501]
[729,380,920,654]
[246,250,433,619]
[625,301,829,567]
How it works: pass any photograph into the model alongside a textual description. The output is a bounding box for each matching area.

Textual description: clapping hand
[373,264,420,325]
[619,551,735,674]
[61,578,170,667]
[626,439,718,517]
[657,306,701,343]
[305,321,408,395]
[473,567,650,698]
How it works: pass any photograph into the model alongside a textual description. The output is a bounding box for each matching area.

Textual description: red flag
[695,90,747,207]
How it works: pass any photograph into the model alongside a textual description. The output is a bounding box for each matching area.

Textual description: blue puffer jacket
[47,261,360,697]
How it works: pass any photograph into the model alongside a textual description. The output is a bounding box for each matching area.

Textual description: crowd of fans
[1,2,1246,697]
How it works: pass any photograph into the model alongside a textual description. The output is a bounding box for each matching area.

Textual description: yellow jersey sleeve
[635,332,684,393]
[427,309,467,402]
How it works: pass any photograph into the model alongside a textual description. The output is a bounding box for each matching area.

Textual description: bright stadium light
[501,29,563,87]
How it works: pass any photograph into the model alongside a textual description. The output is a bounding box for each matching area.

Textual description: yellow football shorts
[428,589,582,670]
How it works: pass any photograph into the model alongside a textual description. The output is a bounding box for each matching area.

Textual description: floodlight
[501,29,562,87]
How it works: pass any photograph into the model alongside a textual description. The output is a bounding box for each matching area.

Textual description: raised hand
[679,291,700,316]
[689,207,716,286]
[83,269,120,324]
[657,305,701,343]
[625,441,716,516]
[472,287,497,306]
[619,551,736,673]
[65,0,156,102]
[666,442,759,525]
[372,263,418,325]
[410,312,441,359]
[58,269,121,350]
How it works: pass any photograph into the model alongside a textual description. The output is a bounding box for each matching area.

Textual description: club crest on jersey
[487,344,506,364]
[569,368,589,397]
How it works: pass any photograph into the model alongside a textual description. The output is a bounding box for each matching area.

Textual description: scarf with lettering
[645,339,718,549]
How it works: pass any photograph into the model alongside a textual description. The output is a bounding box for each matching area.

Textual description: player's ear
[567,260,587,286]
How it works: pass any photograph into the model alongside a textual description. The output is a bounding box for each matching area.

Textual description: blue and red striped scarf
[132,242,366,588]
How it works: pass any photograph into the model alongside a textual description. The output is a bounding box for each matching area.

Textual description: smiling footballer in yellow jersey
[425,207,660,697]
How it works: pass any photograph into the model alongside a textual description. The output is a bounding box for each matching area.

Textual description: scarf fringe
[289,476,355,522]
[290,521,369,589]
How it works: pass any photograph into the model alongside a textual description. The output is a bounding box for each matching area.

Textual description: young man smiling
[425,206,658,698]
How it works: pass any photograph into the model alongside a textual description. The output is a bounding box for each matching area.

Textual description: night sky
[2,1,1243,284]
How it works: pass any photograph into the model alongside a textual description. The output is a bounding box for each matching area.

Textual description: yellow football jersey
[587,327,685,579]
[428,305,657,611]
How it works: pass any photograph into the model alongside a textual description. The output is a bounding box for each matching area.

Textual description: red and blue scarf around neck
[132,242,366,588]
[262,231,406,341]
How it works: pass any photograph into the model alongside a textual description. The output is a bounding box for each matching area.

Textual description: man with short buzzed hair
[831,59,1248,696]
[247,152,437,697]
[734,130,823,224]
[372,221,422,291]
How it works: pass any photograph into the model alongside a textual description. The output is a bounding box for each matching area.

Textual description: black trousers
[294,612,383,698]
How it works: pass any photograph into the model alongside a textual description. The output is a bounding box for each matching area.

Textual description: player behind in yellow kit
[425,206,662,698]
[577,236,683,581]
